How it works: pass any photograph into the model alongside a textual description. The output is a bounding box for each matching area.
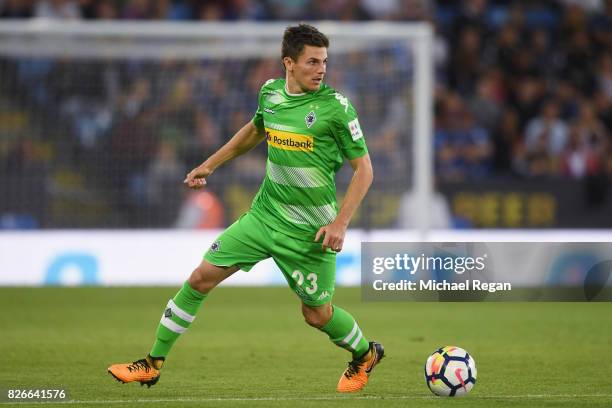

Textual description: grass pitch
[1,286,611,407]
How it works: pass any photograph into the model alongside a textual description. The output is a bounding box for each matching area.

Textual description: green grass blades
[1,287,611,407]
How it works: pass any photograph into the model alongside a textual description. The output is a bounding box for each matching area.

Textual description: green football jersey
[250,78,368,240]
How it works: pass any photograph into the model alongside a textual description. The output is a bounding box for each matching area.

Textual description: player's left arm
[315,153,373,252]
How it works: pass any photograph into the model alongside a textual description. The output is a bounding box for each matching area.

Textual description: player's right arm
[183,120,266,189]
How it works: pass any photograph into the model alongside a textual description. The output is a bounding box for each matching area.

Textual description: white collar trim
[284,83,306,96]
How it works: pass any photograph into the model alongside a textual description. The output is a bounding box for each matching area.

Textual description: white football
[424,346,477,397]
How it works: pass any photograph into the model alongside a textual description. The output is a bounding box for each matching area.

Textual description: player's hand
[183,165,212,189]
[314,221,347,252]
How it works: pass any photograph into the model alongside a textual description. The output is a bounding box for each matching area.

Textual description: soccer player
[108,23,382,393]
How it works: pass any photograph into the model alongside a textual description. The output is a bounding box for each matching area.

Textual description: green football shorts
[204,212,337,306]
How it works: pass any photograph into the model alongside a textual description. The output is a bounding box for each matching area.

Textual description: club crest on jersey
[305,111,316,128]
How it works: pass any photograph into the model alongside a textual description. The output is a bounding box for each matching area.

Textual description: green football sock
[150,281,207,359]
[320,305,370,359]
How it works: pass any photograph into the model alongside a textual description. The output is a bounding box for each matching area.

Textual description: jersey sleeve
[331,94,368,160]
[251,82,267,132]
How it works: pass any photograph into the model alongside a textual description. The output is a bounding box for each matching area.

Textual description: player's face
[285,45,327,92]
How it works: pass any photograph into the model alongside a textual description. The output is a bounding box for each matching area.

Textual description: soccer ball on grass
[424,346,477,397]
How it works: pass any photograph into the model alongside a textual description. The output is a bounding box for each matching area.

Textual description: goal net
[0,20,433,231]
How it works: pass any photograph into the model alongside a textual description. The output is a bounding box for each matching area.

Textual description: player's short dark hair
[281,24,329,62]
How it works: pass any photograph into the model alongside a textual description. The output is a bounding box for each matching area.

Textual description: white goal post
[0,20,433,235]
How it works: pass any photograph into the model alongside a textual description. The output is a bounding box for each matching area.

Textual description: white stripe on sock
[167,299,196,323]
[350,330,363,350]
[341,322,359,345]
[160,316,187,334]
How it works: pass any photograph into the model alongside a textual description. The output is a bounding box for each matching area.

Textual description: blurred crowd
[1,0,612,228]
[2,0,430,21]
[433,0,612,182]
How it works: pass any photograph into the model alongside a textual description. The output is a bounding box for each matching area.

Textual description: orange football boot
[107,356,163,388]
[337,342,385,393]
